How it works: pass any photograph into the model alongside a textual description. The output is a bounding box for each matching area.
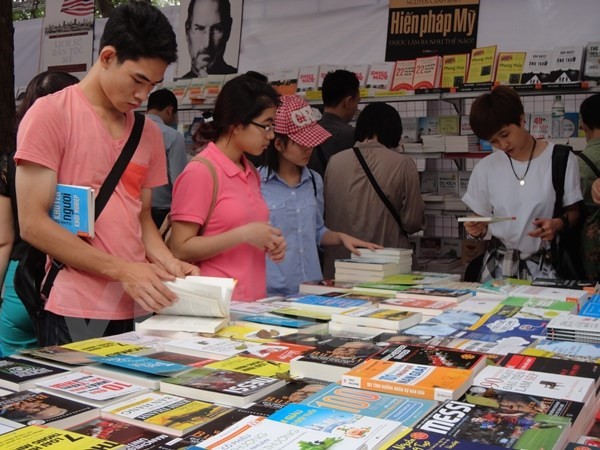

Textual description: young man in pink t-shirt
[15,3,198,345]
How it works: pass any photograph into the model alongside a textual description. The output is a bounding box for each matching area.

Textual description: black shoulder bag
[551,144,587,280]
[14,113,145,341]
[353,146,407,236]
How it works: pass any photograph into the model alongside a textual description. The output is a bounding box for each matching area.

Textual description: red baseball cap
[274,95,331,147]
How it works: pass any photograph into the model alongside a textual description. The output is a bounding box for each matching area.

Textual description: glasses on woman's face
[250,121,274,133]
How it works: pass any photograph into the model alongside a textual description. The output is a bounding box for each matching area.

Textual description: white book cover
[165,336,264,360]
[296,65,319,93]
[345,63,370,88]
[549,46,584,82]
[437,171,459,195]
[401,117,419,143]
[366,62,395,91]
[317,64,345,89]
[35,371,148,406]
[472,365,594,404]
[510,285,589,305]
[520,50,553,84]
[547,315,600,333]
[161,276,235,318]
[583,41,600,80]
[197,415,366,450]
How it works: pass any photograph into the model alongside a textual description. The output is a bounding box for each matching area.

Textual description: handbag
[13,112,145,341]
[353,146,408,236]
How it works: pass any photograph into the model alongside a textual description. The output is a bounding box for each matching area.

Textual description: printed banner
[386,0,480,61]
[176,0,243,79]
[40,0,95,77]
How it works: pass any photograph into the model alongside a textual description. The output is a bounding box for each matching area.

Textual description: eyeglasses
[250,121,274,133]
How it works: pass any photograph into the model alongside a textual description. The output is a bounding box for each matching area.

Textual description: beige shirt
[323,141,425,278]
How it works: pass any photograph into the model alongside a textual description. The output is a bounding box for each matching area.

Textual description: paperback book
[70,418,173,450]
[0,357,67,391]
[244,378,329,416]
[0,426,124,450]
[0,389,98,429]
[268,403,404,450]
[100,392,231,437]
[300,382,438,427]
[414,400,571,449]
[412,56,442,90]
[341,359,473,401]
[379,298,456,316]
[441,53,469,89]
[330,307,422,332]
[158,367,285,407]
[91,354,194,377]
[373,344,488,373]
[494,51,526,84]
[204,355,289,378]
[196,414,365,450]
[61,338,149,357]
[290,338,383,383]
[17,346,98,367]
[394,287,473,302]
[164,336,264,360]
[232,313,327,334]
[466,45,497,84]
[136,276,235,333]
[520,50,553,84]
[472,365,595,404]
[34,371,149,408]
[51,184,95,238]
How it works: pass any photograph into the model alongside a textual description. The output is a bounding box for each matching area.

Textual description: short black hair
[355,103,402,149]
[469,86,524,140]
[147,89,178,112]
[580,93,600,130]
[321,69,359,107]
[100,1,177,65]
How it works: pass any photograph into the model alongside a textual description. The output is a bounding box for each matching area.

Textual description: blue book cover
[468,306,548,339]
[91,354,191,376]
[300,383,437,426]
[449,329,537,347]
[290,295,370,309]
[51,183,94,238]
[237,314,318,329]
[580,300,600,318]
[268,403,402,448]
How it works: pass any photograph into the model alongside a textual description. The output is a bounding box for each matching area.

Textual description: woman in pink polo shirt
[169,75,286,301]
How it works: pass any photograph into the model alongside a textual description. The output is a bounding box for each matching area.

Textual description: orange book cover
[340,359,472,401]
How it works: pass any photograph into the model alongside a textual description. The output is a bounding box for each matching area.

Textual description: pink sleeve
[171,161,215,225]
[141,118,169,188]
[15,97,65,171]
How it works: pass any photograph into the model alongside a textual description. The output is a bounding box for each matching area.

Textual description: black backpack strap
[41,112,145,297]
[577,152,600,178]
[551,144,571,217]
[353,147,407,236]
[308,169,317,198]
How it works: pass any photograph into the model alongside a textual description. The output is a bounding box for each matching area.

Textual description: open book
[457,216,516,223]
[136,276,236,333]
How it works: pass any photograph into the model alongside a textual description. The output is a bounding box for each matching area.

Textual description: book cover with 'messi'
[414,400,570,449]
[51,184,94,238]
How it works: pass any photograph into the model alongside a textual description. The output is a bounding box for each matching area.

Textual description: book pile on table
[334,248,413,283]
[0,275,598,449]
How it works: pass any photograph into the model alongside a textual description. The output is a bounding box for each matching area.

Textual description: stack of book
[444,134,480,153]
[329,306,422,336]
[545,315,600,344]
[334,259,401,283]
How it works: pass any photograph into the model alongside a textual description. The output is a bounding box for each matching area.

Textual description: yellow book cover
[495,52,527,84]
[466,45,498,83]
[438,115,460,136]
[103,392,230,436]
[62,338,148,357]
[205,355,290,378]
[441,54,469,88]
[341,359,471,401]
[214,324,292,342]
[0,426,124,450]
